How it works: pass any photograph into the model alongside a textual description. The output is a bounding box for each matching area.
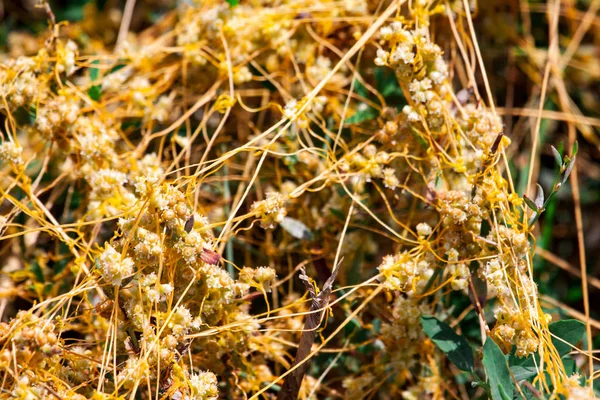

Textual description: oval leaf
[561,156,576,185]
[483,338,514,400]
[523,195,539,212]
[550,145,563,167]
[280,217,314,240]
[420,315,475,372]
[534,184,544,209]
[549,319,585,357]
[509,354,538,382]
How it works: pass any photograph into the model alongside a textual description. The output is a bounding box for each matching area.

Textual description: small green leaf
[280,217,313,240]
[29,261,45,283]
[345,104,378,124]
[509,355,537,381]
[226,0,239,7]
[563,357,577,375]
[572,140,578,157]
[561,156,576,185]
[88,85,102,101]
[550,145,563,167]
[374,67,404,98]
[549,319,585,357]
[534,184,544,209]
[523,195,539,212]
[420,315,475,372]
[329,208,346,220]
[90,59,100,81]
[483,338,514,400]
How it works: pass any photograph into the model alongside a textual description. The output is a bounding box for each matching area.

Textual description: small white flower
[379,26,393,39]
[99,245,134,286]
[374,49,389,66]
[283,99,298,120]
[383,168,399,190]
[402,105,420,122]
[0,142,23,165]
[416,222,432,237]
[391,21,404,33]
[391,44,415,64]
[188,370,218,400]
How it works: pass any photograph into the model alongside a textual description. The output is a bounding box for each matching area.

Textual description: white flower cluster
[378,251,417,291]
[339,144,394,191]
[233,65,253,84]
[483,257,509,297]
[89,168,128,196]
[402,105,420,122]
[101,69,130,92]
[251,192,287,229]
[409,77,433,104]
[439,190,481,228]
[151,184,193,229]
[239,266,277,292]
[35,95,80,136]
[0,56,41,109]
[98,244,134,286]
[457,103,504,151]
[0,141,23,165]
[148,95,174,123]
[116,357,147,389]
[382,168,400,190]
[376,22,447,79]
[140,272,174,303]
[129,77,152,107]
[306,55,332,82]
[188,370,219,400]
[376,21,450,132]
[416,222,432,238]
[384,297,429,340]
[56,40,78,76]
[71,116,119,164]
[283,99,299,120]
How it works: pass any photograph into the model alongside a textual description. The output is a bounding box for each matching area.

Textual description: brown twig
[277,259,342,400]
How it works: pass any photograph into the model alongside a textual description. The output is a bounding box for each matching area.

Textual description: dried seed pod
[184,215,194,233]
[200,248,221,265]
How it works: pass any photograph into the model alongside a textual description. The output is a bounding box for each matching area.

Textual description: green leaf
[374,67,403,98]
[549,319,585,357]
[280,217,313,240]
[534,184,544,209]
[563,357,577,375]
[88,85,102,101]
[499,384,512,400]
[509,355,537,381]
[550,145,562,167]
[523,195,539,212]
[561,156,576,185]
[226,0,239,7]
[483,339,514,400]
[344,104,378,124]
[420,315,475,372]
[572,140,578,157]
[29,261,45,283]
[90,59,100,81]
[329,208,346,221]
